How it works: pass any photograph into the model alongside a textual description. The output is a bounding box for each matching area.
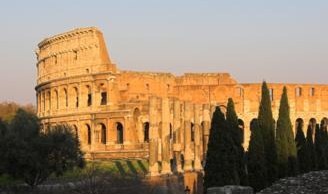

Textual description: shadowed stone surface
[258,171,328,194]
[207,186,254,194]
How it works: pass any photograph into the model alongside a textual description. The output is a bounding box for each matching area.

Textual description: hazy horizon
[1,0,327,104]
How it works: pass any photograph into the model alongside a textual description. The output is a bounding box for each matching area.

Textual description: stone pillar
[173,99,183,173]
[184,102,193,171]
[149,96,159,176]
[161,97,172,174]
[194,104,202,171]
[202,104,211,157]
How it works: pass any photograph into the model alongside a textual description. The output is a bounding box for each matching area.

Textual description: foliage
[315,122,328,170]
[226,98,247,185]
[275,86,297,177]
[0,102,35,122]
[204,106,238,191]
[306,124,316,171]
[247,119,268,191]
[257,81,278,183]
[0,109,85,188]
[295,121,310,173]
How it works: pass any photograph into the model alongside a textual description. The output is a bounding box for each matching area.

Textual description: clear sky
[0,0,327,104]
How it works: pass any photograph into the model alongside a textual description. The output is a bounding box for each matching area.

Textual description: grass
[0,159,149,186]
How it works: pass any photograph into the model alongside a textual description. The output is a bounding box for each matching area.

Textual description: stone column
[149,96,159,176]
[173,99,183,173]
[161,97,172,174]
[202,104,211,157]
[184,102,193,171]
[194,104,202,171]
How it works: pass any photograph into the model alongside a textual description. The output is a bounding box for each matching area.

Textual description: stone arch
[309,118,317,130]
[63,88,68,108]
[143,122,149,142]
[86,85,92,106]
[46,91,51,111]
[296,87,302,97]
[72,124,78,139]
[54,89,59,109]
[295,118,304,131]
[86,124,91,145]
[98,123,107,144]
[73,87,79,108]
[320,117,328,130]
[116,122,124,144]
[238,119,245,143]
[191,122,195,142]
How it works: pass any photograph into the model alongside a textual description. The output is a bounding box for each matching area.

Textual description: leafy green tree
[226,98,247,185]
[275,87,297,177]
[306,124,316,171]
[204,106,237,191]
[258,81,278,183]
[295,120,310,173]
[247,119,268,192]
[0,109,84,188]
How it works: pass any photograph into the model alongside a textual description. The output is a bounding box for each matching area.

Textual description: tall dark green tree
[275,86,297,177]
[315,123,327,170]
[295,120,310,173]
[306,124,316,171]
[204,106,237,192]
[257,81,278,183]
[226,98,247,185]
[247,119,268,192]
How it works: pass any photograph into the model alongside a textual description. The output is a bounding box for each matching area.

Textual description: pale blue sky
[0,0,328,104]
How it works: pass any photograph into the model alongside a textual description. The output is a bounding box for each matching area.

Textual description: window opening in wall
[87,124,91,145]
[146,83,149,90]
[100,92,107,105]
[86,68,90,74]
[117,122,124,144]
[310,88,315,96]
[74,51,77,60]
[126,83,130,90]
[87,94,92,106]
[54,56,57,64]
[64,89,68,107]
[144,122,149,143]
[76,97,79,108]
[191,123,195,142]
[296,87,302,97]
[101,124,106,144]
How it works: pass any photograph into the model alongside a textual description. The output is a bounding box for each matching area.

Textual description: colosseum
[35,27,328,176]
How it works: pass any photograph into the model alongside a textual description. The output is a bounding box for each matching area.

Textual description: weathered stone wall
[35,27,328,175]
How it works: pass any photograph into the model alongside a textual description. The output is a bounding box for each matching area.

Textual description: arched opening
[320,117,328,130]
[73,87,79,108]
[191,122,195,142]
[86,124,91,145]
[296,87,302,97]
[310,87,315,97]
[143,122,149,142]
[54,90,59,109]
[64,88,68,107]
[100,123,107,144]
[295,118,304,131]
[238,119,245,143]
[116,122,124,144]
[47,91,51,111]
[250,118,258,131]
[86,85,92,107]
[309,118,317,130]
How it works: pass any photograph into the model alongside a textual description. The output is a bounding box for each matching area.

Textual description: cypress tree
[315,123,327,170]
[226,98,247,185]
[247,119,268,191]
[258,81,278,183]
[295,120,310,173]
[306,124,316,171]
[275,86,297,177]
[204,107,237,191]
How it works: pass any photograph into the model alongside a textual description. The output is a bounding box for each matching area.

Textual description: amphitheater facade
[35,27,328,175]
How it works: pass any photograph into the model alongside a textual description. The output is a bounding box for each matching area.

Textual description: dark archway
[143,122,149,142]
[309,118,317,130]
[100,123,107,144]
[86,124,91,145]
[117,122,124,144]
[191,122,195,142]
